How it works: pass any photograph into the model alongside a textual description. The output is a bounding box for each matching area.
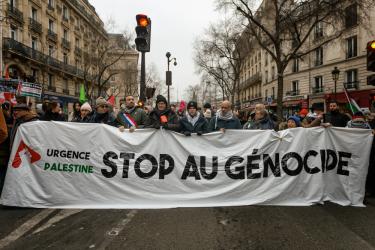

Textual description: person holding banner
[117,95,149,132]
[145,95,180,131]
[89,97,119,127]
[324,100,350,127]
[179,101,209,136]
[209,100,242,132]
[72,102,92,123]
[0,106,8,194]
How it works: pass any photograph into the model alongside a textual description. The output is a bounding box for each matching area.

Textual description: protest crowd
[0,94,374,200]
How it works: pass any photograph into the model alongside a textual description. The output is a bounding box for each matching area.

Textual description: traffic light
[135,14,151,53]
[367,40,375,71]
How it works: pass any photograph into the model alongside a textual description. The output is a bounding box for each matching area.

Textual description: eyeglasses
[99,105,108,109]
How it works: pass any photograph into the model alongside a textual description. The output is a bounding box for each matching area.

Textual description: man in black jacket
[179,101,209,136]
[324,100,350,127]
[145,95,180,131]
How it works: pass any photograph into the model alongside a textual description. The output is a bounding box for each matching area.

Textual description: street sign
[266,96,272,105]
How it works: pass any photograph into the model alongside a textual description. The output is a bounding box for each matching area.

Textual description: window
[292,58,299,72]
[75,38,80,48]
[31,68,38,79]
[48,45,54,56]
[75,83,80,94]
[31,37,37,50]
[265,70,268,83]
[9,0,16,8]
[272,87,275,99]
[48,0,54,8]
[48,19,54,32]
[48,74,54,87]
[265,89,268,99]
[345,4,358,28]
[63,53,68,64]
[62,5,69,20]
[271,66,275,80]
[291,80,299,95]
[314,22,323,39]
[10,26,17,40]
[345,69,358,89]
[63,78,69,91]
[347,36,357,58]
[314,76,323,93]
[63,29,68,40]
[265,52,268,66]
[31,7,37,21]
[315,47,323,66]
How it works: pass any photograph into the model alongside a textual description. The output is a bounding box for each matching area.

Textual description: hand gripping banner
[0,121,373,208]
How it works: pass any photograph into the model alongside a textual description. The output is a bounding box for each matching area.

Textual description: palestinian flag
[343,87,361,115]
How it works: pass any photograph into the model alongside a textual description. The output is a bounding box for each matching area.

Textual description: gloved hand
[184,131,191,137]
[197,131,203,136]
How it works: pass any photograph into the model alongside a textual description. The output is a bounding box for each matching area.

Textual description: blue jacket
[179,115,210,134]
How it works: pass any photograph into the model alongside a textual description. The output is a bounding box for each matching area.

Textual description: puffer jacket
[145,108,180,132]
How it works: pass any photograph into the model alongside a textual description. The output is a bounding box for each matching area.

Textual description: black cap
[203,103,211,109]
[156,95,167,105]
[187,101,198,109]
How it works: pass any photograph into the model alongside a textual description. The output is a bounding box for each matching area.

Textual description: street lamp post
[331,66,340,100]
[166,52,177,105]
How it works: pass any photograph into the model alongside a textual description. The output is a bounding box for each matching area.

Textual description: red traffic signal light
[135,14,151,53]
[367,40,375,72]
[136,14,149,27]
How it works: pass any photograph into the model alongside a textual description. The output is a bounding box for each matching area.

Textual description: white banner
[0,121,373,208]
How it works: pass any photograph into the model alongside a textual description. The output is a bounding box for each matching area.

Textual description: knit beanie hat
[187,101,198,110]
[80,102,92,112]
[96,97,107,107]
[156,95,167,105]
[287,115,301,127]
[203,103,211,109]
[299,109,308,116]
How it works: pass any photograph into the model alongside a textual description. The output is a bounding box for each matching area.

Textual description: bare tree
[194,17,246,105]
[216,0,372,118]
[184,84,202,102]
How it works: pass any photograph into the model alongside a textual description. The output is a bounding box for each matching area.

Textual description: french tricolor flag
[118,112,137,128]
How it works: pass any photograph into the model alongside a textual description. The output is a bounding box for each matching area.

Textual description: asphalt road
[1,198,375,250]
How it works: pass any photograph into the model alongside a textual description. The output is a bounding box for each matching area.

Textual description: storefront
[325,89,375,112]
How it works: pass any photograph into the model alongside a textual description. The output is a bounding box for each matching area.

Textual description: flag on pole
[79,84,87,104]
[343,86,361,114]
[107,95,115,106]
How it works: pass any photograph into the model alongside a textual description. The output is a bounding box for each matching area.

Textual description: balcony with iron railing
[7,4,24,24]
[61,38,71,50]
[29,18,42,34]
[312,86,324,94]
[74,47,82,56]
[286,89,300,96]
[344,81,359,90]
[47,30,58,43]
[3,38,84,78]
[241,72,262,90]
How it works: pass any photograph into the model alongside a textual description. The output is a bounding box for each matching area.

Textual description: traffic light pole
[140,52,146,102]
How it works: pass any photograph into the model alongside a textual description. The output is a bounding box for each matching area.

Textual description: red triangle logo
[12,140,41,168]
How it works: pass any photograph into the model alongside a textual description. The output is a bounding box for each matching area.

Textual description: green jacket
[117,107,149,128]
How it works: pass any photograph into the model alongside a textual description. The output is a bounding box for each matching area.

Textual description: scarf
[186,112,200,127]
[123,106,137,114]
[217,110,233,120]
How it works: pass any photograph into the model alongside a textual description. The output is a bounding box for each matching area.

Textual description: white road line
[33,209,83,234]
[96,210,138,250]
[0,209,56,249]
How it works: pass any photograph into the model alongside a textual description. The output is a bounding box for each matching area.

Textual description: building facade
[237,2,375,116]
[107,34,139,106]
[1,0,139,110]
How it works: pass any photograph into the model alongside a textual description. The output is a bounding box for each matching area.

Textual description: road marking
[96,210,138,250]
[33,209,82,234]
[0,209,56,249]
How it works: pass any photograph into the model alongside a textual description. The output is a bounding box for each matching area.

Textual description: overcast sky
[89,0,221,101]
